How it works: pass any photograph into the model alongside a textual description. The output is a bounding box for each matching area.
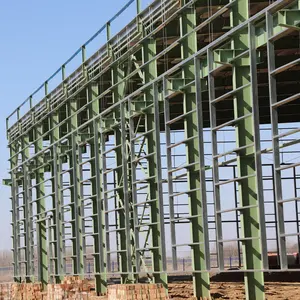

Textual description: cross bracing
[5,0,300,299]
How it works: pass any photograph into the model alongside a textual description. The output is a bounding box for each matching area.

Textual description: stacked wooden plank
[107,284,168,300]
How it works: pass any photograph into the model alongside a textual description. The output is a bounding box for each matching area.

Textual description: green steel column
[106,16,130,282]
[68,99,84,277]
[21,134,32,282]
[35,124,48,287]
[88,83,107,294]
[112,62,134,283]
[50,112,64,282]
[143,38,167,287]
[9,141,21,282]
[231,1,265,299]
[71,99,84,277]
[180,2,210,298]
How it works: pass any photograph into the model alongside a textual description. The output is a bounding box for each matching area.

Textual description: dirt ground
[168,281,300,299]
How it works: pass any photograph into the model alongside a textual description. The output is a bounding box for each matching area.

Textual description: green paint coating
[232,1,265,299]
[180,2,210,299]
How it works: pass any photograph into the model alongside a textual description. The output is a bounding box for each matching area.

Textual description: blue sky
[0,0,152,250]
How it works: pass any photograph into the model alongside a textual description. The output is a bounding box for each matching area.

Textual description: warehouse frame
[5,0,300,299]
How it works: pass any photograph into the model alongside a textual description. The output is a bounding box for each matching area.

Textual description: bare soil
[168,282,300,299]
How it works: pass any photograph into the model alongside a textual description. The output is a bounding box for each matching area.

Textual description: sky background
[0,0,153,250]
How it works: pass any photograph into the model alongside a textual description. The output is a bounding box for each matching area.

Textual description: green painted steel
[112,62,134,283]
[21,134,32,282]
[88,83,107,294]
[143,37,168,288]
[5,1,300,299]
[35,124,48,287]
[9,141,20,282]
[69,98,84,277]
[231,1,265,299]
[50,112,64,283]
[180,1,210,298]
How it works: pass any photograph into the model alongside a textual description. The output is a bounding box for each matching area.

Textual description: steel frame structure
[5,0,300,299]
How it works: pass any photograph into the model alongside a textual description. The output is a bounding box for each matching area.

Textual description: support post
[68,99,84,277]
[21,134,32,282]
[112,62,134,283]
[180,2,210,298]
[9,142,21,282]
[88,83,107,294]
[266,10,288,269]
[231,1,265,298]
[143,35,168,287]
[50,112,64,283]
[35,124,48,287]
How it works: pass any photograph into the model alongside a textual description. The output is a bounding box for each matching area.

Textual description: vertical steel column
[79,145,86,274]
[28,160,35,279]
[180,2,210,298]
[194,57,211,273]
[143,35,167,286]
[88,83,107,294]
[207,49,224,272]
[231,1,265,298]
[120,101,134,281]
[293,167,300,253]
[9,141,20,282]
[69,99,84,277]
[248,22,268,269]
[21,134,32,282]
[47,217,54,281]
[128,98,139,277]
[35,124,48,287]
[50,112,64,282]
[266,11,288,269]
[233,167,242,268]
[163,77,177,271]
[147,82,168,285]
[130,0,142,277]
[112,63,133,283]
